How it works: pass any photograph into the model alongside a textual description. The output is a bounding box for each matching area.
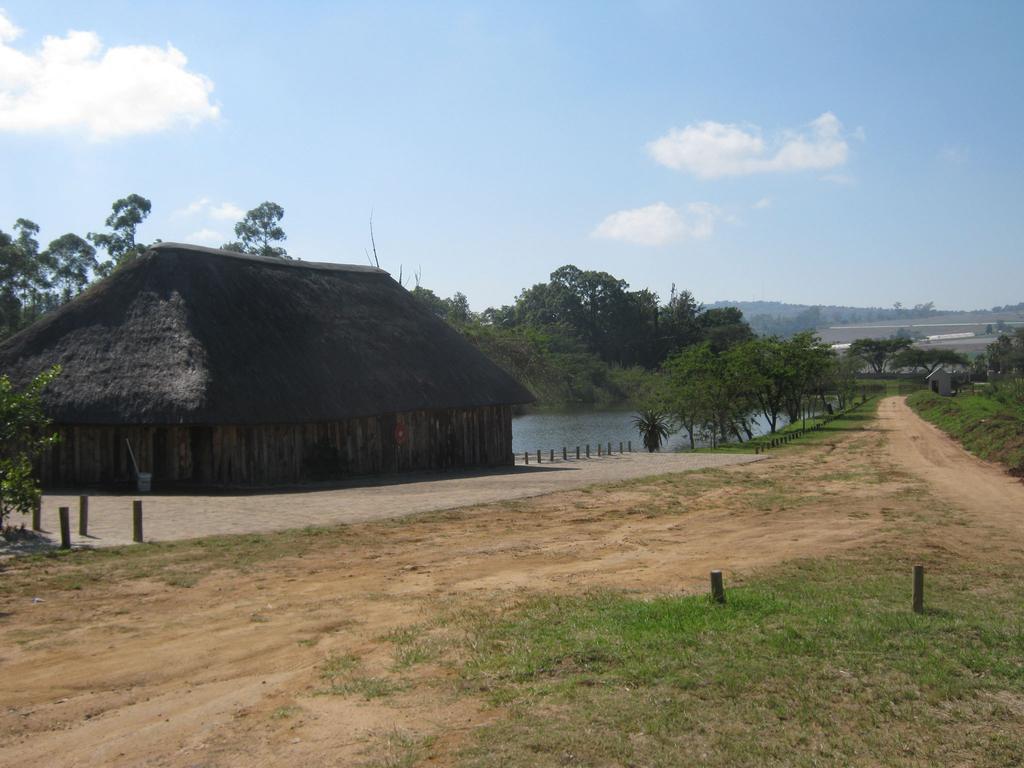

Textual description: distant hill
[706,300,1024,343]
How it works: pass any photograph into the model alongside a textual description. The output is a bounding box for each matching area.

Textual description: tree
[662,344,714,448]
[779,332,835,424]
[727,337,789,433]
[223,201,289,259]
[1,367,60,527]
[698,307,754,353]
[848,337,913,374]
[44,234,98,303]
[893,347,969,375]
[89,194,152,277]
[0,219,53,336]
[632,409,673,452]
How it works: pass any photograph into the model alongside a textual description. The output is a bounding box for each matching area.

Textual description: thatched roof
[0,243,533,424]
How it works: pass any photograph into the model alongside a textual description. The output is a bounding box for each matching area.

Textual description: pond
[511,408,789,455]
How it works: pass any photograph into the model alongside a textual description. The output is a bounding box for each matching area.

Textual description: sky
[1,1,1022,312]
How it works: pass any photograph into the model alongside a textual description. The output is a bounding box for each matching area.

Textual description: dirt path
[24,452,761,550]
[880,395,1024,536]
[1,398,1021,767]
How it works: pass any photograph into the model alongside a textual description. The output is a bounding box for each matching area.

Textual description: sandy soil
[1,397,1021,767]
[23,452,762,549]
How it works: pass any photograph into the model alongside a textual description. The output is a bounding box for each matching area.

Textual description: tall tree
[893,347,969,375]
[223,202,290,259]
[849,337,913,374]
[89,194,152,277]
[44,234,98,303]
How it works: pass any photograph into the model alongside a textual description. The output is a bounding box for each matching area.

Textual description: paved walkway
[13,452,762,550]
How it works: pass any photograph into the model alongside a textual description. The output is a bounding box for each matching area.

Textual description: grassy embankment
[907,388,1024,475]
[699,378,929,455]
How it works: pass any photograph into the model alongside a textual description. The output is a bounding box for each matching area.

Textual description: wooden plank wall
[39,404,514,488]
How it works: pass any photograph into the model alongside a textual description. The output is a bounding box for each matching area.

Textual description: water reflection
[511,408,783,454]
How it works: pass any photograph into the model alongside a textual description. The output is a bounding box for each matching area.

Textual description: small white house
[926,368,953,396]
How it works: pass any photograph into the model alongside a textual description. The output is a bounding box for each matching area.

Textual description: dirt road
[881,395,1024,534]
[29,452,761,549]
[1,397,1021,767]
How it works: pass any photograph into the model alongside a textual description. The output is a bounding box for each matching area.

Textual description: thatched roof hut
[0,243,533,487]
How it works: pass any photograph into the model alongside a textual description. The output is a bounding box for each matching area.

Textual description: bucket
[137,472,152,493]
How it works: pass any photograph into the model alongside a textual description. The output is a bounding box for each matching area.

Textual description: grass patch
[384,624,442,670]
[456,556,1024,766]
[318,651,408,700]
[697,396,882,455]
[907,390,1024,474]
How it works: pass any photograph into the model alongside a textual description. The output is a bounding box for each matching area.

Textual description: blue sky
[1,1,1021,311]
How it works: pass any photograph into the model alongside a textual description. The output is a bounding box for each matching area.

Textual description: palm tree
[632,409,673,452]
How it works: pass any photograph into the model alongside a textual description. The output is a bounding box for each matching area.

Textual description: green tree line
[0,196,290,340]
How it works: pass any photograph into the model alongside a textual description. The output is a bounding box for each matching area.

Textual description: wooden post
[913,564,924,614]
[524,451,529,465]
[710,570,725,604]
[586,444,590,458]
[628,440,632,452]
[59,506,71,549]
[563,447,567,461]
[79,495,89,536]
[133,500,144,543]
[598,443,602,457]
[550,449,554,462]
[32,498,41,531]
[537,449,542,464]
[576,446,580,459]
[619,442,623,454]
[607,442,612,456]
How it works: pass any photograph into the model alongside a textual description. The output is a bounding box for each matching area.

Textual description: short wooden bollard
[79,495,89,536]
[710,570,726,604]
[576,446,580,459]
[607,442,612,456]
[913,564,924,614]
[586,444,590,458]
[598,443,602,457]
[58,506,71,549]
[537,449,542,464]
[133,500,144,543]
[628,440,632,452]
[524,451,529,464]
[550,449,554,463]
[32,499,41,531]
[563,447,567,460]
[619,442,623,454]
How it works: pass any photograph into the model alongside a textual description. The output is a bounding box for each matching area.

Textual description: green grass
[907,390,1024,474]
[455,556,1024,767]
[700,395,882,455]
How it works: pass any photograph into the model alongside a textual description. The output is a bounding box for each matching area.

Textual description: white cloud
[209,202,244,221]
[0,10,219,139]
[174,198,244,222]
[593,202,724,246]
[753,197,772,209]
[0,9,21,42]
[647,112,850,179]
[174,197,211,217]
[186,228,225,245]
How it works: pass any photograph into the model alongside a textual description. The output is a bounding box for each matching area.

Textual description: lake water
[511,408,786,455]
